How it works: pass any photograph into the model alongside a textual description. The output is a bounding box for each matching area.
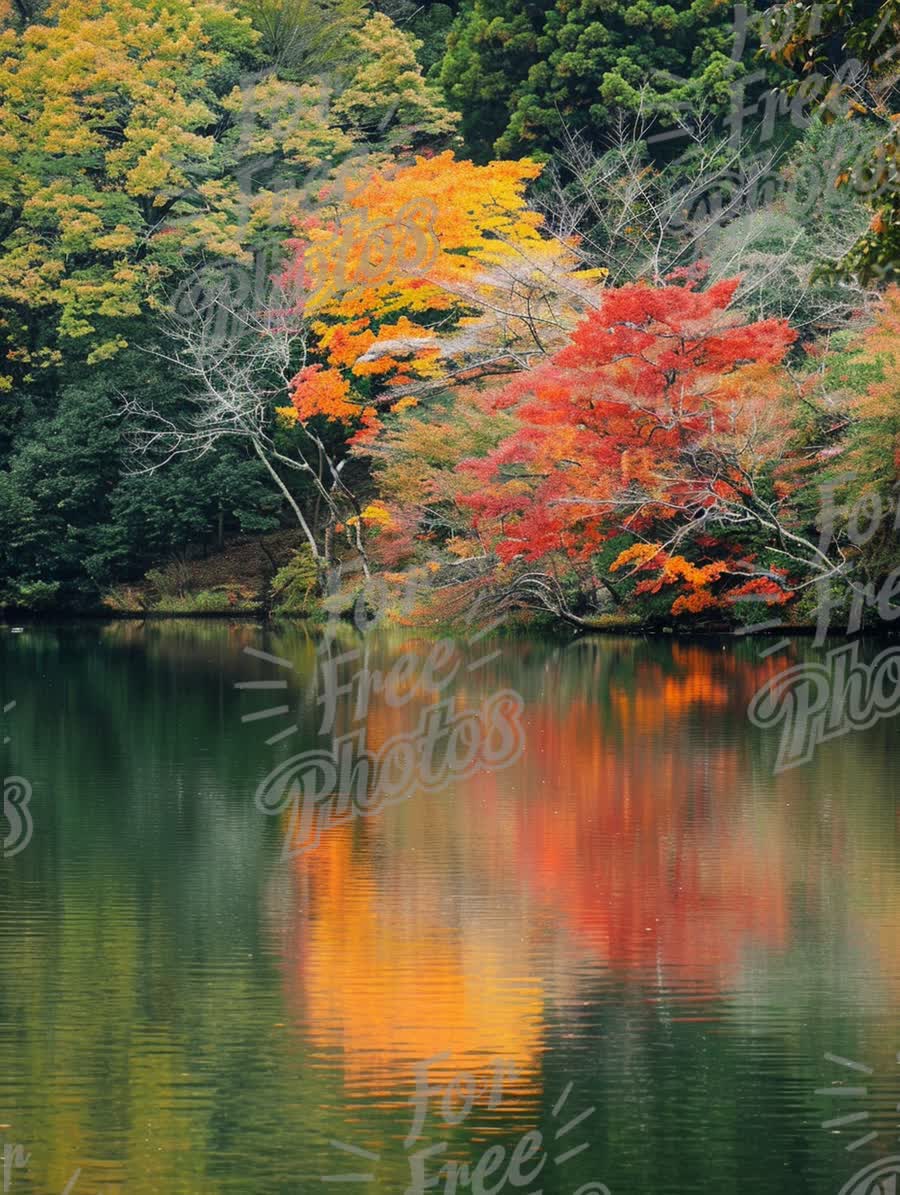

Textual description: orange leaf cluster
[290,365,361,423]
[279,151,591,442]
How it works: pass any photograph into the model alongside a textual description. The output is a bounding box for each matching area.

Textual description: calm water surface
[1,622,898,1194]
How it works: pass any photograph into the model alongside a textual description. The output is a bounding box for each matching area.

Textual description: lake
[1,621,898,1194]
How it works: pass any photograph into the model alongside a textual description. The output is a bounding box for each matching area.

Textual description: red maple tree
[462,278,799,615]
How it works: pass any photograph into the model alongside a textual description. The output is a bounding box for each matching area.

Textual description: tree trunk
[252,438,321,564]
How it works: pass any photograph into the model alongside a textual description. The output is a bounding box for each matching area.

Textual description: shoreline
[3,611,900,640]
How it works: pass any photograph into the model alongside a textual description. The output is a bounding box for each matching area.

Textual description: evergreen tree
[441,0,740,160]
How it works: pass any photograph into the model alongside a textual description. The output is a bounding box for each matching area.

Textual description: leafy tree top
[463,278,797,591]
[0,0,457,386]
[280,150,603,436]
[440,0,740,160]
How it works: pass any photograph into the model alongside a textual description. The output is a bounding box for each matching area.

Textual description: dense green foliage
[439,0,740,160]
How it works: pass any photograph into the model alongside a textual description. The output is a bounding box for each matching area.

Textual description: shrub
[271,548,320,614]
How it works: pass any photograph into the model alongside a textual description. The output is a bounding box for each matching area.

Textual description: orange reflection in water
[285,826,544,1103]
[272,637,819,1096]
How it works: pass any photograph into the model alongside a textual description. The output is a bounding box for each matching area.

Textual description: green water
[1,622,898,1194]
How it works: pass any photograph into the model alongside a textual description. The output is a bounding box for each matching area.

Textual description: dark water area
[0,621,898,1194]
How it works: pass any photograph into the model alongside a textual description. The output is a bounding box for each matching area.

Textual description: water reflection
[0,623,898,1194]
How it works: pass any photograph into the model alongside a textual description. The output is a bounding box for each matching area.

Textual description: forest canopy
[0,0,898,629]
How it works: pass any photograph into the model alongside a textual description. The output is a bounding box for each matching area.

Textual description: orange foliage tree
[254,149,603,585]
[278,150,602,443]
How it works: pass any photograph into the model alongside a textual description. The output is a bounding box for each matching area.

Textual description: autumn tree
[842,287,900,492]
[281,150,602,439]
[120,142,598,597]
[0,0,259,387]
[0,0,457,391]
[361,386,518,615]
[232,149,602,589]
[328,13,458,146]
[460,277,817,624]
